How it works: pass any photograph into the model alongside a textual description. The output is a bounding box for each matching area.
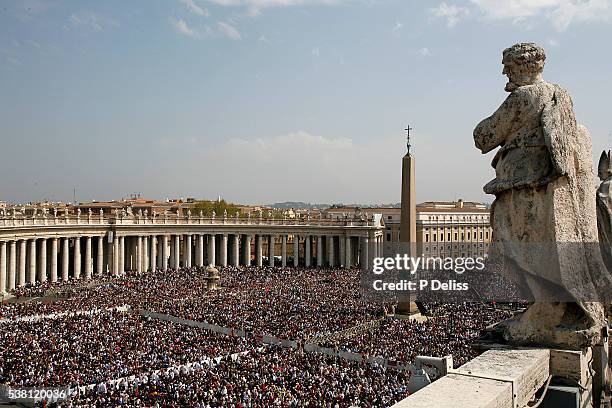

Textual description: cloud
[26,40,41,48]
[311,46,320,57]
[171,18,202,37]
[204,0,351,15]
[393,21,403,31]
[7,57,21,66]
[430,2,470,27]
[180,0,210,16]
[469,0,612,31]
[418,47,432,56]
[153,129,490,204]
[69,11,118,31]
[217,21,242,40]
[160,131,401,203]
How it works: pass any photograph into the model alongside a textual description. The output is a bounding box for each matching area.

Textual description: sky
[1,0,612,206]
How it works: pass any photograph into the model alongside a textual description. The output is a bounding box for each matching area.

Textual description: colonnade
[0,231,383,294]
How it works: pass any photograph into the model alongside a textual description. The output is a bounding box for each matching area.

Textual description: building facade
[325,200,492,259]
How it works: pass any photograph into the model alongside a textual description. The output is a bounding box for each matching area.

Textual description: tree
[191,200,241,217]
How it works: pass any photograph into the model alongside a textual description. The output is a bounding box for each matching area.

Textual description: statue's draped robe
[474,80,612,302]
[597,181,612,271]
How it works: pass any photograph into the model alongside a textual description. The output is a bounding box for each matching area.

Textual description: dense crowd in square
[0,266,516,407]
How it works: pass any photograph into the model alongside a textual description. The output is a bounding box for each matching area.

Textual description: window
[448,232,451,241]
[425,234,429,243]
[386,233,391,241]
[467,232,471,240]
[433,234,437,242]
[454,232,458,240]
[480,231,483,239]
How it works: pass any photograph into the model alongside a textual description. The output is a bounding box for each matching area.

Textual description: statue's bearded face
[502,61,540,92]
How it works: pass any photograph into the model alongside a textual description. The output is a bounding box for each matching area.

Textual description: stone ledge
[392,349,551,408]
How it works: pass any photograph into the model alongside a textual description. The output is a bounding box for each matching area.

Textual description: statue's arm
[473,92,520,154]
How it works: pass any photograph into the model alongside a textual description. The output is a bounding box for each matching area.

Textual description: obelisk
[398,126,419,314]
[400,126,417,245]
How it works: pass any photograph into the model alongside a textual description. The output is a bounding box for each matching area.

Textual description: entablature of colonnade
[0,214,384,241]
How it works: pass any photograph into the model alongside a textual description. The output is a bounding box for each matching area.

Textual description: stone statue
[597,150,612,271]
[474,43,611,349]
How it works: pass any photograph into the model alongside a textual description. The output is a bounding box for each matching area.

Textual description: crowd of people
[318,303,514,367]
[0,266,517,406]
[47,346,410,408]
[0,311,251,388]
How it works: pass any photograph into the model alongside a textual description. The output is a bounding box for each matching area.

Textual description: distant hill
[269,202,402,209]
[268,202,330,209]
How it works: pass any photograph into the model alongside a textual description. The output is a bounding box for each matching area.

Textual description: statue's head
[502,43,546,92]
[598,150,612,181]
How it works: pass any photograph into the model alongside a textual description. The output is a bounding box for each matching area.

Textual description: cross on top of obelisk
[405,125,413,154]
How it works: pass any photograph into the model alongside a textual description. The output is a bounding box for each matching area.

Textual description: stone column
[207,234,216,266]
[305,235,311,267]
[293,235,299,267]
[173,235,180,269]
[85,236,92,279]
[345,236,352,268]
[0,241,6,293]
[361,236,369,269]
[73,237,81,279]
[232,234,240,266]
[97,236,104,275]
[49,238,57,282]
[339,235,345,268]
[150,236,157,272]
[28,239,36,284]
[268,235,275,267]
[316,236,323,267]
[372,236,378,259]
[143,236,149,272]
[185,235,192,268]
[137,236,143,273]
[162,235,169,271]
[196,235,203,267]
[119,236,125,274]
[244,235,251,266]
[112,235,119,276]
[156,236,163,269]
[39,238,47,283]
[220,234,228,267]
[8,241,16,290]
[18,240,26,286]
[62,238,69,281]
[281,235,287,267]
[327,235,334,267]
[255,235,262,267]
